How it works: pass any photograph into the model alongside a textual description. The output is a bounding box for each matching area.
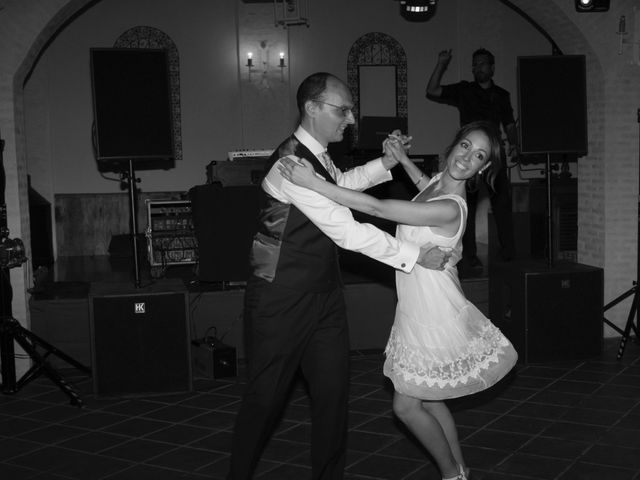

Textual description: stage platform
[28,252,489,368]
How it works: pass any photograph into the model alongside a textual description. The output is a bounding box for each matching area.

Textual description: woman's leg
[392,392,461,478]
[421,400,466,472]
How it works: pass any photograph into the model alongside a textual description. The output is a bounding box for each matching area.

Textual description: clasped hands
[381,129,413,169]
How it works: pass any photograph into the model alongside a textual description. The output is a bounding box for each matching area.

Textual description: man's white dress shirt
[262,126,419,273]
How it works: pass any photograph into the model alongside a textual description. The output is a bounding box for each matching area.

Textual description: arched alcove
[347,32,407,147]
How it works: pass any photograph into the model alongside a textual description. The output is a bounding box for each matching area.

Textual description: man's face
[311,78,355,146]
[472,54,494,83]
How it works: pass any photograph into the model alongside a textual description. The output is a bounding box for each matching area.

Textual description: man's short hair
[472,48,495,65]
[296,72,336,117]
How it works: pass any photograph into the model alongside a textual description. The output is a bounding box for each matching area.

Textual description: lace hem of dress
[384,323,512,389]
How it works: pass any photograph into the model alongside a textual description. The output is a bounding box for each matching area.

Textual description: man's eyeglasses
[314,100,354,117]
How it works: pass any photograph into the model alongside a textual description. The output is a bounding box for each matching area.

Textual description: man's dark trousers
[228,276,350,480]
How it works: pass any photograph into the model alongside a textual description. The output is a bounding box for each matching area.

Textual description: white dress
[383,175,518,400]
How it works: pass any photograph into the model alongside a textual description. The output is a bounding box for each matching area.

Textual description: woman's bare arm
[278,157,459,231]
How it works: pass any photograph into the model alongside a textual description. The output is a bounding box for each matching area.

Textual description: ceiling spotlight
[398,0,437,22]
[575,0,610,12]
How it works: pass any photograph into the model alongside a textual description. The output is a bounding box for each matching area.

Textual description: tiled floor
[1,337,639,480]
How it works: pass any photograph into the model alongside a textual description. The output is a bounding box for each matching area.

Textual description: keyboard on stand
[227,149,274,161]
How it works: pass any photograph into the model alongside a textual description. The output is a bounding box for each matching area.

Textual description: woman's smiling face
[445,130,490,180]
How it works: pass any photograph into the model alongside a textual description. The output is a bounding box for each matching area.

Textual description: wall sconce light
[617,9,640,65]
[618,16,627,54]
[242,46,288,83]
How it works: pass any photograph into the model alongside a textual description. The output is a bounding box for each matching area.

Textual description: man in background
[427,48,517,274]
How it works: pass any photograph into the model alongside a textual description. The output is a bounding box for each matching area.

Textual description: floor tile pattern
[1,337,639,479]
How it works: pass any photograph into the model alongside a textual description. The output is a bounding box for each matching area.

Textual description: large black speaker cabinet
[90,48,174,168]
[489,260,603,363]
[89,279,192,395]
[189,184,261,283]
[517,55,587,155]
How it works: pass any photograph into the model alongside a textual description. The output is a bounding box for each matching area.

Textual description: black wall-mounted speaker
[90,48,174,168]
[517,55,587,155]
[489,260,603,363]
[89,279,192,395]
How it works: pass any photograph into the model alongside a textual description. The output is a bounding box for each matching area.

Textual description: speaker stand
[123,159,142,288]
[602,108,640,360]
[1,312,91,406]
[603,283,639,360]
[544,153,553,267]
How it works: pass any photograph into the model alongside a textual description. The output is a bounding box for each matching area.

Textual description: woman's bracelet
[414,173,424,186]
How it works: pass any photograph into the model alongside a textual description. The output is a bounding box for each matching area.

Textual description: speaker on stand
[90,48,174,169]
[90,48,175,287]
[517,54,587,267]
[491,58,604,364]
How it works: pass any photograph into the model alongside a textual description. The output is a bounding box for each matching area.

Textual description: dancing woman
[278,121,518,480]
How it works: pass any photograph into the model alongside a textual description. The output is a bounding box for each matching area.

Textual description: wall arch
[0,1,98,368]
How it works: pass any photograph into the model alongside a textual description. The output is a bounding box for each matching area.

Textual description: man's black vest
[249,136,341,292]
